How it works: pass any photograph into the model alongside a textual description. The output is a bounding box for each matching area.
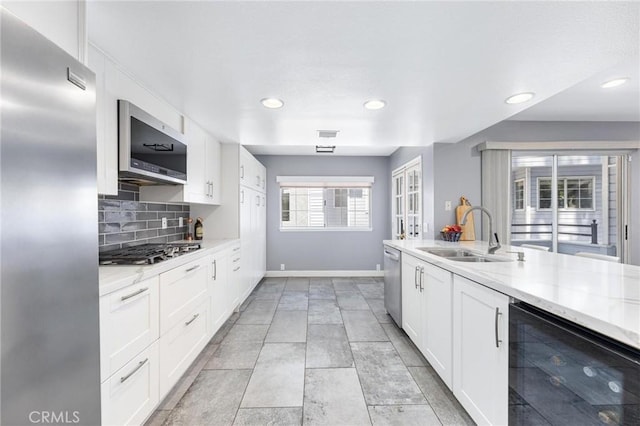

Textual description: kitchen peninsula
[383,239,640,425]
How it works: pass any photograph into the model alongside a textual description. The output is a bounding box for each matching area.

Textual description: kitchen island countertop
[384,239,640,350]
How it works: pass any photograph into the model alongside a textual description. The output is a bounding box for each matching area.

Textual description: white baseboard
[265,270,384,278]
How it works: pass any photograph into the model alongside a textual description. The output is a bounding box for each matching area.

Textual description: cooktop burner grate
[99,242,201,265]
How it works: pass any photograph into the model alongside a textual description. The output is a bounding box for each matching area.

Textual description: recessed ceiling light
[601,78,629,89]
[260,98,284,109]
[505,92,535,105]
[364,99,386,110]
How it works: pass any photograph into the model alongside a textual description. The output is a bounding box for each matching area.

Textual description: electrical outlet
[178,217,184,227]
[280,264,285,271]
[161,217,167,229]
[445,201,452,211]
[376,264,380,271]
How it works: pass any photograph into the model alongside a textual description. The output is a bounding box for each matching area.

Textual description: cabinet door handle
[256,175,260,187]
[495,307,503,348]
[256,195,260,206]
[185,313,200,326]
[419,267,424,292]
[120,358,148,383]
[414,266,419,289]
[233,266,240,272]
[185,265,201,273]
[233,247,240,252]
[262,196,265,206]
[240,190,244,204]
[120,287,148,302]
[240,165,244,179]
[262,178,265,189]
[212,259,217,280]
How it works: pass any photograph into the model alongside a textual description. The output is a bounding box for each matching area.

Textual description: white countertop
[384,239,640,350]
[99,239,240,296]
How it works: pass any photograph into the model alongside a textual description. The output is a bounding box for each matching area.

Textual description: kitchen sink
[417,247,513,263]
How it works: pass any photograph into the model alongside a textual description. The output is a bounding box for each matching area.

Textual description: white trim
[276,176,374,187]
[478,141,640,152]
[265,270,383,278]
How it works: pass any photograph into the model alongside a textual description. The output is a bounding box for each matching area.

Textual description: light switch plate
[445,201,452,211]
[161,217,167,229]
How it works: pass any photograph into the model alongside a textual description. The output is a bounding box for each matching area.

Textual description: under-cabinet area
[99,240,245,425]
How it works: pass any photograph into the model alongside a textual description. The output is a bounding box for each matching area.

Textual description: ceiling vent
[317,130,339,138]
[316,145,336,154]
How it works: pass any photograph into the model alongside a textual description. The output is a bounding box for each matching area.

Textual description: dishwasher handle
[383,250,400,262]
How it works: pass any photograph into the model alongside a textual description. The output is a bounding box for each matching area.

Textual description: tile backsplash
[99,183,190,252]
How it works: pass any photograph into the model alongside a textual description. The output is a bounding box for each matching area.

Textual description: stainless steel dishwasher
[383,245,402,327]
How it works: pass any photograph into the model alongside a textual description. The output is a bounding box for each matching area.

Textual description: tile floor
[146,277,475,426]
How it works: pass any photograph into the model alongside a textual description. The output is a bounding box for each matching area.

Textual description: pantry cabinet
[196,145,266,301]
[453,275,509,426]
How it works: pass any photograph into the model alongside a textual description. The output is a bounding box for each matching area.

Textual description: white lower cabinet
[99,276,159,382]
[100,242,244,424]
[453,275,509,426]
[229,246,242,310]
[209,249,230,338]
[422,262,453,389]
[101,341,159,426]
[159,299,210,399]
[159,256,209,334]
[401,254,453,388]
[401,254,423,346]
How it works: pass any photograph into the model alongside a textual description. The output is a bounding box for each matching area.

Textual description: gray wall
[256,155,390,271]
[429,120,640,264]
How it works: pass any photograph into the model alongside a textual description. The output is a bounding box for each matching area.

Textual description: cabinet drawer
[100,277,159,381]
[101,341,159,426]
[160,257,208,334]
[159,299,210,399]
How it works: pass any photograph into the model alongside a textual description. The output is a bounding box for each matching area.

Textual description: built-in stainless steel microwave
[118,100,187,185]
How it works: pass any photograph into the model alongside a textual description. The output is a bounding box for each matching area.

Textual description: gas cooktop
[99,242,201,265]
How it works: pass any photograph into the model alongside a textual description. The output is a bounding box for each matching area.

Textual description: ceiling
[87,1,640,156]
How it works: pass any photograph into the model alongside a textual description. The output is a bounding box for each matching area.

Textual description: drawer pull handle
[233,247,240,252]
[212,260,217,280]
[120,358,148,383]
[233,266,240,272]
[120,287,148,302]
[233,258,240,263]
[185,265,201,273]
[185,313,200,326]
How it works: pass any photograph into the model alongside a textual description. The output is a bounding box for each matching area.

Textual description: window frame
[277,176,374,232]
[536,176,596,211]
[513,178,525,211]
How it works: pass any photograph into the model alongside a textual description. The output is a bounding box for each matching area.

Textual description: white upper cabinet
[140,118,221,205]
[2,0,86,62]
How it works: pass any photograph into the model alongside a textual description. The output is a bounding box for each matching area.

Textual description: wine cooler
[509,303,639,425]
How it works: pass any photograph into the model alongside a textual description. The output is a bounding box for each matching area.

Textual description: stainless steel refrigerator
[1,9,101,425]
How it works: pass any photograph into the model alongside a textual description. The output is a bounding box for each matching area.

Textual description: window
[537,177,595,210]
[277,176,373,230]
[513,179,525,211]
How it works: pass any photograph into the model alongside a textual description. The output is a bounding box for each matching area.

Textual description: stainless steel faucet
[461,206,501,254]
